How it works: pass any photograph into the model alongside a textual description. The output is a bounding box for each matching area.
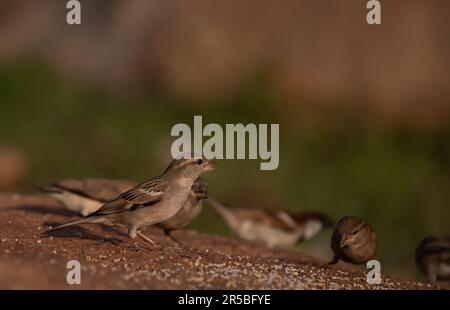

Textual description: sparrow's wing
[88,177,168,216]
[287,211,333,228]
[234,209,295,231]
[55,179,138,202]
[422,240,450,255]
[274,211,300,230]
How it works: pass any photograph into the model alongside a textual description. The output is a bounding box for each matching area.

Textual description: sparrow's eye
[196,159,203,165]
[352,230,358,235]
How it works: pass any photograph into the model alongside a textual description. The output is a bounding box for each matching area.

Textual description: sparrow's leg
[138,232,157,246]
[427,267,437,283]
[128,226,137,239]
[321,255,340,267]
[124,226,154,251]
[163,229,183,247]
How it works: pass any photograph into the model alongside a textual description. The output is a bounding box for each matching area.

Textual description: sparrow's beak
[205,160,218,172]
[340,235,353,248]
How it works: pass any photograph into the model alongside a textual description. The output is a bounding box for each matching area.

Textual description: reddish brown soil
[0,194,445,290]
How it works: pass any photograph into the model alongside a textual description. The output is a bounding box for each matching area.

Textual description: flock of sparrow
[31,157,449,284]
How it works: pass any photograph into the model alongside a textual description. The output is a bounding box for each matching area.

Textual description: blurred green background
[1,0,449,280]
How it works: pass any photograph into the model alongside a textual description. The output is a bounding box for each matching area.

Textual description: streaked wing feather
[234,208,296,231]
[88,177,168,216]
[275,211,300,230]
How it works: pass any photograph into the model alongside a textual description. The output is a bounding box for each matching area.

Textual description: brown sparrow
[155,177,207,232]
[329,216,377,265]
[416,236,450,283]
[207,198,332,248]
[46,157,216,245]
[37,178,137,216]
[36,177,207,227]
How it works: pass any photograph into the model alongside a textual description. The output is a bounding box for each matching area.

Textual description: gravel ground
[0,194,445,290]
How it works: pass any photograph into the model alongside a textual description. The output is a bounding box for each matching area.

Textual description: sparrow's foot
[127,242,154,253]
[427,271,437,284]
[138,232,157,247]
[320,256,340,268]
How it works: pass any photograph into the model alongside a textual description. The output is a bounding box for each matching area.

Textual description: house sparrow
[46,157,216,245]
[207,198,332,248]
[415,236,450,283]
[37,177,208,246]
[36,178,138,216]
[156,177,207,232]
[36,177,207,222]
[329,216,377,265]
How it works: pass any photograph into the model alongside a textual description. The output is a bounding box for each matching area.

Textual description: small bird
[207,198,332,248]
[329,216,377,265]
[36,177,208,245]
[156,177,208,232]
[415,236,450,283]
[46,157,216,245]
[36,178,138,216]
[36,176,207,220]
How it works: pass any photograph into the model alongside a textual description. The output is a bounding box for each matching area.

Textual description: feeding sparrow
[155,176,207,232]
[207,198,332,248]
[329,216,377,265]
[416,235,450,283]
[35,178,138,216]
[46,157,216,245]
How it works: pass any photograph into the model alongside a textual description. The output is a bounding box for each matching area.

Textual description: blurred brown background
[1,0,450,124]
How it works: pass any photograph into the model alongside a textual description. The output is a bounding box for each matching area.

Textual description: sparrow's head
[165,155,217,179]
[335,216,373,249]
[192,177,208,200]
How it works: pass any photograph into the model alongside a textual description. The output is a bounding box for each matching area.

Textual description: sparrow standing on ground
[329,216,377,265]
[36,177,207,226]
[36,177,208,245]
[207,198,332,248]
[46,157,216,245]
[416,236,450,283]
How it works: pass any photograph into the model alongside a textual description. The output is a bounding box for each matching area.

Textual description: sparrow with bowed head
[46,156,216,246]
[416,236,450,283]
[207,198,332,249]
[329,216,377,265]
[35,178,138,216]
[156,177,208,233]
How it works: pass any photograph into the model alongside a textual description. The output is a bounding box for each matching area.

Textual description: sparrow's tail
[205,198,237,226]
[44,216,102,234]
